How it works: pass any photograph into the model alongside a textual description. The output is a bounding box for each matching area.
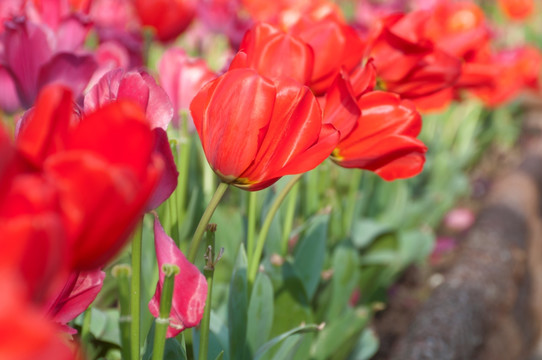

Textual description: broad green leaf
[254,324,322,360]
[351,219,393,249]
[310,308,370,360]
[326,245,360,321]
[247,273,274,355]
[270,262,313,337]
[228,244,249,360]
[293,213,329,300]
[347,328,379,360]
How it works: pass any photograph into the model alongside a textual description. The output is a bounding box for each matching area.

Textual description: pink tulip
[85,68,174,130]
[0,16,96,110]
[158,48,215,127]
[148,215,207,338]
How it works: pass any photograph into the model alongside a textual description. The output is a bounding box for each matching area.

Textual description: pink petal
[0,65,21,113]
[149,215,207,338]
[38,52,97,102]
[3,18,53,107]
[145,128,178,211]
[46,270,106,326]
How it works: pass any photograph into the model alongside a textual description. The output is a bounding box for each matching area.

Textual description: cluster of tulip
[0,0,539,359]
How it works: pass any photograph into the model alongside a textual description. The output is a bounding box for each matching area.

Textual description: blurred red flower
[134,0,196,42]
[498,0,534,20]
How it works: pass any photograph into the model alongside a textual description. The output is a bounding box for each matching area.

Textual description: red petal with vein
[191,68,276,180]
[149,216,207,338]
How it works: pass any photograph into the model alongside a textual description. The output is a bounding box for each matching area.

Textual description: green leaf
[74,307,120,346]
[254,324,322,360]
[142,322,187,360]
[398,229,435,266]
[310,308,370,360]
[214,350,225,360]
[347,328,379,360]
[351,219,394,249]
[326,245,360,321]
[270,263,313,337]
[293,213,329,300]
[228,244,249,360]
[247,273,274,356]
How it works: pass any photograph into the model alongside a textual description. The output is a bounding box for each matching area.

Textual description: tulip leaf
[326,245,360,321]
[254,323,322,360]
[351,219,394,249]
[399,229,435,266]
[228,244,249,360]
[270,262,313,337]
[310,307,371,360]
[293,213,329,300]
[247,272,274,356]
[73,307,120,346]
[347,328,379,360]
[142,322,187,360]
[214,351,225,360]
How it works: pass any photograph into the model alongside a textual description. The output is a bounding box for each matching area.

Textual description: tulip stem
[281,181,299,255]
[176,113,191,241]
[152,264,179,360]
[248,174,303,286]
[81,306,92,346]
[343,170,362,237]
[199,225,218,360]
[112,265,132,360]
[130,221,143,360]
[188,182,228,262]
[246,191,258,258]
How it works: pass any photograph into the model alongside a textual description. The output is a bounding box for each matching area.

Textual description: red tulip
[368,11,461,99]
[149,215,207,338]
[285,3,365,94]
[0,270,78,360]
[231,22,314,86]
[498,0,534,20]
[134,0,196,42]
[331,91,427,180]
[191,68,353,191]
[16,85,165,270]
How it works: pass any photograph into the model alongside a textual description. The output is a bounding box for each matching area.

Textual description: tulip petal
[149,215,207,338]
[47,270,106,326]
[145,128,178,211]
[38,52,98,102]
[16,85,75,166]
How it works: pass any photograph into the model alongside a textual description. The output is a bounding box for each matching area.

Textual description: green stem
[130,221,143,360]
[187,182,229,262]
[81,306,92,346]
[198,225,218,360]
[247,174,303,285]
[304,170,319,216]
[176,113,191,239]
[152,264,179,360]
[343,170,362,237]
[281,181,299,255]
[246,191,257,258]
[113,265,132,360]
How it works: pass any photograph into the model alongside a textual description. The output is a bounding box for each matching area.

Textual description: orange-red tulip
[191,68,361,190]
[331,91,427,180]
